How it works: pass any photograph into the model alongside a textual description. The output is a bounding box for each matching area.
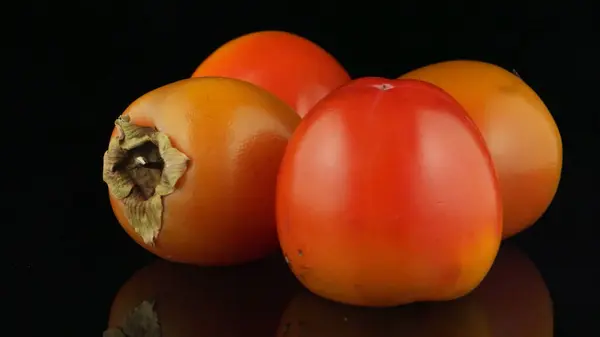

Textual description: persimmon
[276,244,553,337]
[276,77,502,307]
[191,30,351,118]
[400,60,562,238]
[105,253,302,337]
[102,77,301,266]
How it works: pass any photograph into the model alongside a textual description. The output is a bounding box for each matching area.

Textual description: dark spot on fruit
[373,83,394,90]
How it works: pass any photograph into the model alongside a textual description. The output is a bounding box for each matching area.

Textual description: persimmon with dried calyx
[276,244,552,337]
[103,76,301,266]
[105,253,302,337]
[192,30,351,118]
[400,60,562,238]
[276,77,503,307]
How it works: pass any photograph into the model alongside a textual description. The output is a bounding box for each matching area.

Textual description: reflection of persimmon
[276,291,489,337]
[276,244,552,337]
[105,253,301,337]
[469,244,553,337]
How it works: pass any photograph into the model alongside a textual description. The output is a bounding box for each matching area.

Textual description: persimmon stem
[102,115,189,244]
[135,156,147,166]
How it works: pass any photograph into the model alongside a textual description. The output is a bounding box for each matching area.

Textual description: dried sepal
[102,115,190,244]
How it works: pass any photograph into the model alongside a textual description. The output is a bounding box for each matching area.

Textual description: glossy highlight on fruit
[192,30,351,117]
[105,254,301,337]
[400,60,562,238]
[276,77,503,307]
[276,244,552,337]
[102,77,301,266]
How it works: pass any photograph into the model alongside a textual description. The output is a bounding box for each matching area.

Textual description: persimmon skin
[191,31,351,118]
[108,77,300,266]
[276,77,503,307]
[400,60,562,238]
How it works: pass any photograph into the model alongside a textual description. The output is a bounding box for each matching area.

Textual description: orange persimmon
[400,60,562,238]
[102,77,300,266]
[192,30,351,118]
[276,244,553,337]
[105,254,301,337]
[276,77,502,307]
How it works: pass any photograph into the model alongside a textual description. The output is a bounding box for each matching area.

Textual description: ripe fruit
[192,30,351,117]
[276,77,502,307]
[400,60,562,238]
[276,244,552,337]
[102,77,300,266]
[105,254,301,337]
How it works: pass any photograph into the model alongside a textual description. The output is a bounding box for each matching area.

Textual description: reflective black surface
[11,1,597,336]
[12,221,596,336]
[99,244,552,337]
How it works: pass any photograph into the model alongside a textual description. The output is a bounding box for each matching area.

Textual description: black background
[9,1,597,336]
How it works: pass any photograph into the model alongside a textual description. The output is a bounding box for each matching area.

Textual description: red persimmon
[276,77,502,307]
[192,31,351,117]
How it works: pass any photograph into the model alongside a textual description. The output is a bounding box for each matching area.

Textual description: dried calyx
[102,115,189,244]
